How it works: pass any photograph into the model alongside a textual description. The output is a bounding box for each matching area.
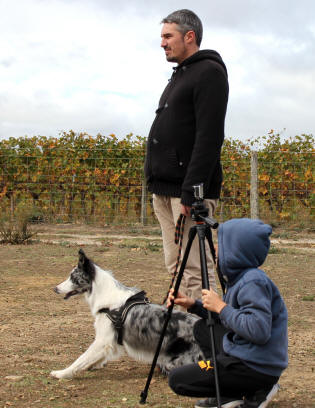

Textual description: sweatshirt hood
[218,218,272,285]
[178,49,228,76]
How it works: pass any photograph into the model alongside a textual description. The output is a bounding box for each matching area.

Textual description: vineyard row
[0,131,314,225]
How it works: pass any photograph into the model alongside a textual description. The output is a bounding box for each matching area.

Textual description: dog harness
[98,291,150,345]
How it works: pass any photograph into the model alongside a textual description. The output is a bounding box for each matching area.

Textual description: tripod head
[191,184,219,229]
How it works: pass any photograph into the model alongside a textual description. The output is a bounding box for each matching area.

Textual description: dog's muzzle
[53,287,88,300]
[63,290,80,300]
[53,286,77,299]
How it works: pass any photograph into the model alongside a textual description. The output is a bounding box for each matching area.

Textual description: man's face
[160,23,188,64]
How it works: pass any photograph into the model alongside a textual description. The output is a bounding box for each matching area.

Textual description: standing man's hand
[181,204,191,217]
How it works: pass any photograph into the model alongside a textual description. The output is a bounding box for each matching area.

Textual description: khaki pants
[153,194,217,301]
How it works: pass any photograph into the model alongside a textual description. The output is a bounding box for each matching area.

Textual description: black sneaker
[243,384,280,408]
[194,397,243,408]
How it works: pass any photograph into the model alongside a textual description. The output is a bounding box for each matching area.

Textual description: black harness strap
[98,291,150,345]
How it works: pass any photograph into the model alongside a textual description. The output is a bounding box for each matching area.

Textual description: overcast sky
[1,0,314,142]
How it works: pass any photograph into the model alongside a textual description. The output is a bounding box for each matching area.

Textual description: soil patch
[0,225,314,407]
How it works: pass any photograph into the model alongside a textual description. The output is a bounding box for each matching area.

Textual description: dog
[50,249,204,379]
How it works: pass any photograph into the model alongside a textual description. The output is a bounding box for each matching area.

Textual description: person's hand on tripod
[201,288,227,314]
[167,288,195,309]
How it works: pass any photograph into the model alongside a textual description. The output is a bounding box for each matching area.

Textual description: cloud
[0,0,314,141]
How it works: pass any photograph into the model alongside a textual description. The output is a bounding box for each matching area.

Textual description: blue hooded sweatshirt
[217,218,288,377]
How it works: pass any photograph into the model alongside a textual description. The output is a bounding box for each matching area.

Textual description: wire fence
[0,146,313,227]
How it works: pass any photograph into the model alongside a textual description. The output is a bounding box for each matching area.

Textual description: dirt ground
[0,224,314,408]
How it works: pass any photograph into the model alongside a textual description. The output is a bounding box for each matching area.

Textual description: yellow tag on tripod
[198,360,214,371]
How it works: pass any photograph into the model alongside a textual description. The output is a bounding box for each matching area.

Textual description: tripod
[140,185,224,407]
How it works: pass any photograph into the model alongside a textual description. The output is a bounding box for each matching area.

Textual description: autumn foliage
[0,130,314,225]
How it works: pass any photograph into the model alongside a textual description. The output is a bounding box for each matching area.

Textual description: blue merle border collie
[50,249,204,379]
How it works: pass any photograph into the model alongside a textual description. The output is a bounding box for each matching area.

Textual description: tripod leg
[172,226,197,298]
[139,226,197,404]
[205,229,226,296]
[204,227,216,266]
[196,225,222,408]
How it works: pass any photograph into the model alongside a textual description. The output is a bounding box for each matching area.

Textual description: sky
[1,0,315,142]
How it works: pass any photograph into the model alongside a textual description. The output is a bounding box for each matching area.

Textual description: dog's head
[54,249,96,299]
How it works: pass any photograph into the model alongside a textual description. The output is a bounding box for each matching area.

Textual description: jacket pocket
[150,139,187,182]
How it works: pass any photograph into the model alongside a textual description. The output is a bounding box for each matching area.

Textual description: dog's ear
[78,249,90,270]
[78,248,87,262]
[78,249,95,278]
[78,248,87,265]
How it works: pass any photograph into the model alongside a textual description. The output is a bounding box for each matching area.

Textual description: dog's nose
[54,287,59,294]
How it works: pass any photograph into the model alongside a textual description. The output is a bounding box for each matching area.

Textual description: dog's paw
[50,369,73,379]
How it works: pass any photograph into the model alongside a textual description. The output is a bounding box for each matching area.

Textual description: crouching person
[167,218,288,408]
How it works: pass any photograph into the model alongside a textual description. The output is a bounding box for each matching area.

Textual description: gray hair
[161,9,203,47]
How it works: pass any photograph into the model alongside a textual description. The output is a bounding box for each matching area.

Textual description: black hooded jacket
[144,50,229,206]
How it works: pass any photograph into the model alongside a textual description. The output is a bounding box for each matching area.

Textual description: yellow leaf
[305,169,313,179]
[259,174,270,182]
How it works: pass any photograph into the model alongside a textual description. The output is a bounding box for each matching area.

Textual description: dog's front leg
[51,317,117,379]
[51,339,109,379]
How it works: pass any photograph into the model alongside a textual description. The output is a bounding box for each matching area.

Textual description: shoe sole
[198,383,280,408]
[222,401,244,408]
[258,383,280,408]
[194,400,243,408]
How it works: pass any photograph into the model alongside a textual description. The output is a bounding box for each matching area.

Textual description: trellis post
[250,150,259,219]
[141,176,147,225]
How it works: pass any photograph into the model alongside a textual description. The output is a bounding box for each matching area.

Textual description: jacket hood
[178,49,228,76]
[218,218,272,285]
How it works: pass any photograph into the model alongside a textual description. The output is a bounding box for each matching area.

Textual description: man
[144,9,229,300]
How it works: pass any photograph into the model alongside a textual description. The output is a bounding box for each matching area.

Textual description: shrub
[0,204,37,244]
